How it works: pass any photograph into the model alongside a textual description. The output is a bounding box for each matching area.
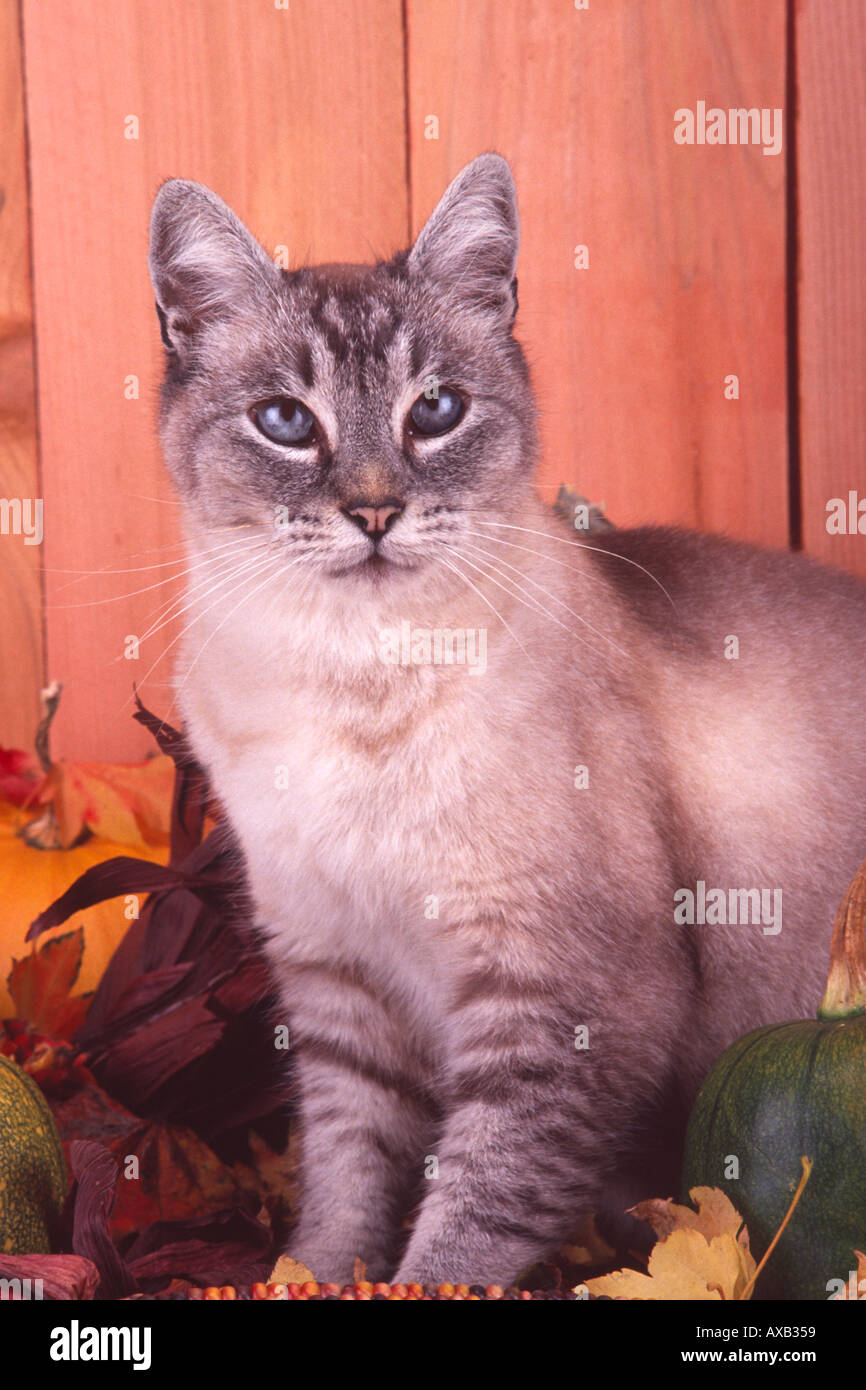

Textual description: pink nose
[343,503,404,536]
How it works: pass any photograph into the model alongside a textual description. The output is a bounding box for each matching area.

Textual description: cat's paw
[287,1245,392,1287]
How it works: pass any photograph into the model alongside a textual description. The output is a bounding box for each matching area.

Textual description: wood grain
[0,0,44,749]
[13,0,851,759]
[796,0,866,578]
[20,0,407,759]
[406,0,788,543]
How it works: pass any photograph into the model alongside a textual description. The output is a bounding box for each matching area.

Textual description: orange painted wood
[796,0,866,579]
[21,0,407,760]
[0,0,45,749]
[406,0,788,543]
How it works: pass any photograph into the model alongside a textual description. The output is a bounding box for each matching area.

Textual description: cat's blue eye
[408,387,465,437]
[251,396,317,446]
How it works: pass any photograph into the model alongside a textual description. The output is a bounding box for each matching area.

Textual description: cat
[148,153,866,1286]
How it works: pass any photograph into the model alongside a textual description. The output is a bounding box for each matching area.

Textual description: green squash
[0,1053,68,1254]
[682,855,866,1300]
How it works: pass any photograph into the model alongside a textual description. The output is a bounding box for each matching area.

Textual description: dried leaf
[231,1129,299,1227]
[26,857,226,942]
[0,1252,100,1300]
[105,1120,248,1239]
[27,757,175,851]
[630,1187,750,1249]
[68,1141,138,1299]
[585,1227,755,1301]
[132,696,211,863]
[51,1065,142,1150]
[125,1208,273,1291]
[7,930,90,1038]
[27,703,287,1166]
[558,1213,616,1269]
[584,1187,756,1301]
[269,1254,315,1286]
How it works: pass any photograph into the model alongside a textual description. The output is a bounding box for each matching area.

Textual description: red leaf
[106,1120,246,1239]
[51,1065,142,1150]
[7,929,90,1038]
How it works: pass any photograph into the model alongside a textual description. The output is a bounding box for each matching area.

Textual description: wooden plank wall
[0,0,863,761]
[0,0,43,748]
[407,0,788,540]
[796,0,866,574]
[18,0,407,761]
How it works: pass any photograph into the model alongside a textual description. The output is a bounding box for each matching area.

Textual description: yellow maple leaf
[585,1226,755,1301]
[631,1186,751,1248]
[584,1187,756,1301]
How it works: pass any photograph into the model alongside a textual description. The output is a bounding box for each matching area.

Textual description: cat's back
[579,521,866,665]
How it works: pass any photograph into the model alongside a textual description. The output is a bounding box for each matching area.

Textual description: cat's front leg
[287,1032,439,1285]
[391,1098,595,1286]
[391,991,612,1286]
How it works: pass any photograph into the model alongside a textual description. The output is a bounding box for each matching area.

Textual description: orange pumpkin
[0,804,169,1019]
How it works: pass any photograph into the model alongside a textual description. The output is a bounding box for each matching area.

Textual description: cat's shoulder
[573,519,866,642]
[582,520,864,595]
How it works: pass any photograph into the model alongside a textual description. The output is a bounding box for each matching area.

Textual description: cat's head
[148,154,537,582]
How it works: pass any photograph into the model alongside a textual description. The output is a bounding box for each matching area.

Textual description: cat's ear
[148,180,278,355]
[407,153,519,328]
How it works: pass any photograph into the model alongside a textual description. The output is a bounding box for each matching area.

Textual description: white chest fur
[174,574,528,1025]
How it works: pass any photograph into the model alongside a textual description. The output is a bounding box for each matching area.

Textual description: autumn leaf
[584,1226,755,1301]
[631,1186,751,1249]
[106,1120,249,1239]
[558,1212,616,1269]
[6,929,91,1038]
[25,756,175,851]
[268,1254,315,1286]
[6,684,175,851]
[125,1208,272,1290]
[584,1187,756,1301]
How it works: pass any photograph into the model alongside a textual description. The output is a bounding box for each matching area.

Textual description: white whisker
[164,553,300,724]
[473,520,678,614]
[47,534,265,609]
[457,538,630,660]
[441,544,578,641]
[135,542,277,648]
[432,553,537,668]
[46,525,258,593]
[119,547,283,710]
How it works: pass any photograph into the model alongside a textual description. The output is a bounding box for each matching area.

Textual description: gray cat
[148,153,866,1286]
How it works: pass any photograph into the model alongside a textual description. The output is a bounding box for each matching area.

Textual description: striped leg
[391,958,610,1286]
[288,1045,437,1282]
[280,960,439,1284]
[391,1083,598,1285]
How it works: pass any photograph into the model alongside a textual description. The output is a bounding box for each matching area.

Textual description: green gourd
[682,854,866,1300]
[0,1052,68,1254]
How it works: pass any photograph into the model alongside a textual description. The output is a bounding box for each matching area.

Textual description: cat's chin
[326,552,420,581]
